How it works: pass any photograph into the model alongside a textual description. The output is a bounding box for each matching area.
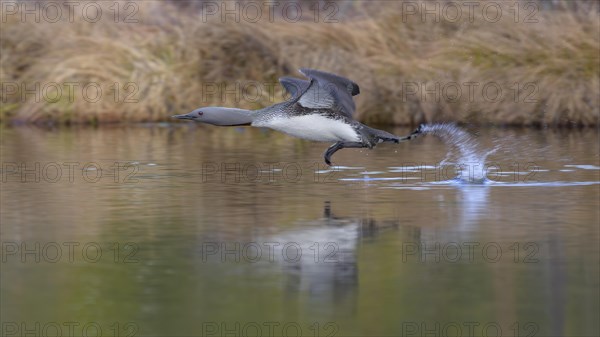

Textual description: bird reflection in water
[265,201,399,315]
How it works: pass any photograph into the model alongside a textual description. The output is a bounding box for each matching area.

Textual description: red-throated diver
[173,68,421,165]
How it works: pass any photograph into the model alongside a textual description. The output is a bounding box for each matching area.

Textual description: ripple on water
[368,179,600,190]
[564,164,600,170]
[338,123,599,189]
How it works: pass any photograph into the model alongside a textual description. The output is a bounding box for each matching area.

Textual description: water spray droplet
[419,123,496,184]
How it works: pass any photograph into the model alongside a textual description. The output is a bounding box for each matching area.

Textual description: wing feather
[279,77,310,99]
[296,68,360,118]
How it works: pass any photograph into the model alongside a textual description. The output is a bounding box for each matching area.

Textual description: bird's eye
[197,111,203,116]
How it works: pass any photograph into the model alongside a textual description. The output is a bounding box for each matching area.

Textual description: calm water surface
[1,125,599,336]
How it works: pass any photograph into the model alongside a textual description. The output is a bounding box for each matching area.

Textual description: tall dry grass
[0,0,598,126]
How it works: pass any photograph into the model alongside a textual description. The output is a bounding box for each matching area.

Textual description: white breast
[253,114,360,142]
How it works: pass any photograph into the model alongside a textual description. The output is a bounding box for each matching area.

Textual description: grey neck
[204,107,255,126]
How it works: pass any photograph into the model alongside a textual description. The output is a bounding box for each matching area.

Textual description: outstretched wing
[296,68,360,118]
[279,77,310,99]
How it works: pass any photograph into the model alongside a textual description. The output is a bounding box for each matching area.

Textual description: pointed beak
[172,113,194,120]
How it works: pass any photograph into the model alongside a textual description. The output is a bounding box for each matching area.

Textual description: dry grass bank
[0,0,598,126]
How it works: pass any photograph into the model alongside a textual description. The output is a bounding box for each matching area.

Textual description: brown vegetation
[0,0,598,126]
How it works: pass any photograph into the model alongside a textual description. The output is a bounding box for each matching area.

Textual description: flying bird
[173,68,421,165]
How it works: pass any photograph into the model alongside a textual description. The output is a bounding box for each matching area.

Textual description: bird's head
[172,107,211,123]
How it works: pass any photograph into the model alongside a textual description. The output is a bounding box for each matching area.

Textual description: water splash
[419,123,498,184]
